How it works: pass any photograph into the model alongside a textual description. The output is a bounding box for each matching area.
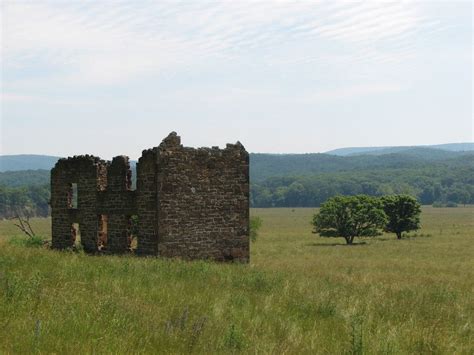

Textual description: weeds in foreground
[8,235,45,248]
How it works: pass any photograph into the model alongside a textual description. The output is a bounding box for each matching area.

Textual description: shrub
[249,216,263,242]
[223,324,246,350]
[9,235,44,248]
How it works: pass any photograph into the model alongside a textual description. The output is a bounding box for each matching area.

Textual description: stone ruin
[50,132,249,262]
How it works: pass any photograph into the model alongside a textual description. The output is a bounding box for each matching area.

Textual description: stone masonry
[50,132,249,262]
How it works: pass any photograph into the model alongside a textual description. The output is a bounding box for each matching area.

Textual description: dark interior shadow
[402,234,432,239]
[306,242,367,247]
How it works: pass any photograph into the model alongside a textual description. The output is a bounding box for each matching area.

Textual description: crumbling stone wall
[135,149,158,256]
[97,156,135,253]
[51,156,107,252]
[50,132,249,262]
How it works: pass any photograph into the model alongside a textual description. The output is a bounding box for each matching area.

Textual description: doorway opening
[97,215,108,251]
[71,223,80,249]
[128,215,138,251]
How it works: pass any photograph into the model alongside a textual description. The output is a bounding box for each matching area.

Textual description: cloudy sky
[1,1,472,159]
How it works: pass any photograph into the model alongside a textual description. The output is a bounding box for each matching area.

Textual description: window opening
[68,183,78,209]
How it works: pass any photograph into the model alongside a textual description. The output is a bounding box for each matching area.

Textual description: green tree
[273,186,288,207]
[312,195,387,245]
[381,195,421,239]
[286,182,306,206]
[252,186,273,207]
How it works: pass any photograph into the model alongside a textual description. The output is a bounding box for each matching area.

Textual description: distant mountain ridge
[0,154,137,173]
[1,143,473,176]
[2,151,473,185]
[325,142,474,156]
[0,154,61,172]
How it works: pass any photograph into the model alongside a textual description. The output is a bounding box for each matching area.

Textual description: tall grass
[0,207,473,353]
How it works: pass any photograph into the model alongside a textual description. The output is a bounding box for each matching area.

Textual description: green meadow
[0,207,473,353]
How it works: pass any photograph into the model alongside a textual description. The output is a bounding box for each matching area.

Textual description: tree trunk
[345,236,353,245]
[396,232,402,239]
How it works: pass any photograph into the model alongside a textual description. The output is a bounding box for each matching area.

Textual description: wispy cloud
[0,93,82,105]
[1,1,471,156]
[301,83,404,103]
[2,1,446,88]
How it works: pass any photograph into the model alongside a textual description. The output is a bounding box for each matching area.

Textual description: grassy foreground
[0,207,473,353]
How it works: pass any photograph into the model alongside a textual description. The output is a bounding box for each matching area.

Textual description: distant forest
[0,182,50,218]
[250,149,474,207]
[1,148,473,217]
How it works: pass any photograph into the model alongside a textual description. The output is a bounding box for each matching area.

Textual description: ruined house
[50,132,249,262]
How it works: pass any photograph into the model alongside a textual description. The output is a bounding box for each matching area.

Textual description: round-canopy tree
[381,194,421,239]
[312,195,387,245]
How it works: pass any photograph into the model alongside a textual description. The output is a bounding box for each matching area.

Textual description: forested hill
[2,148,472,184]
[0,155,61,172]
[325,142,474,156]
[250,148,473,182]
[2,143,473,173]
[250,151,474,207]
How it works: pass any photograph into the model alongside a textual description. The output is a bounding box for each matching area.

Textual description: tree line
[251,165,474,207]
[0,184,50,218]
[0,152,473,218]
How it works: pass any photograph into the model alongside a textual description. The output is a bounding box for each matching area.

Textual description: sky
[1,0,472,159]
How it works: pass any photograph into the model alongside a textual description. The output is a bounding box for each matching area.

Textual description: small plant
[9,210,44,248]
[24,235,44,247]
[11,209,36,238]
[250,216,263,242]
[349,315,364,355]
[223,323,246,350]
[9,234,44,248]
[188,317,207,350]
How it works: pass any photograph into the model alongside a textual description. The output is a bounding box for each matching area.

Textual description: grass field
[0,207,473,353]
